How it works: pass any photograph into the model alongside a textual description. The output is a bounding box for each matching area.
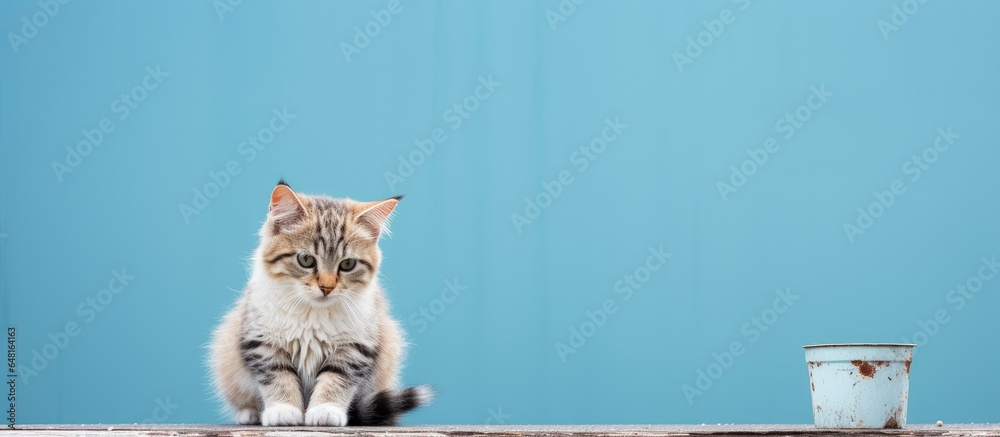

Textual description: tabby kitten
[209,181,430,426]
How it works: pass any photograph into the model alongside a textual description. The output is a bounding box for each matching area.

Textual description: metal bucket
[804,344,914,429]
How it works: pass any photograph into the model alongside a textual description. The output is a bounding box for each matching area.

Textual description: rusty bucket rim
[803,343,916,349]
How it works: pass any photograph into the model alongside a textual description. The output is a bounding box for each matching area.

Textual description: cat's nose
[317,273,337,296]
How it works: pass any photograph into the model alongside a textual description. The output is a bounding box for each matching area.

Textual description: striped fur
[209,182,430,426]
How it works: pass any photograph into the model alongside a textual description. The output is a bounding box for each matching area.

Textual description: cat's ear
[268,180,307,232]
[356,195,401,238]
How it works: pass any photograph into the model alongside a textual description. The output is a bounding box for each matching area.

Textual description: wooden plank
[5,424,1000,436]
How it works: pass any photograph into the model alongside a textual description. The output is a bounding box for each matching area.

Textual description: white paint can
[804,343,914,429]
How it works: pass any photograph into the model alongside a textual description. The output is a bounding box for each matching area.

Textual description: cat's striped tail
[348,385,433,426]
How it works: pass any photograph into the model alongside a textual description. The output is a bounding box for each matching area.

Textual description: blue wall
[1,0,998,426]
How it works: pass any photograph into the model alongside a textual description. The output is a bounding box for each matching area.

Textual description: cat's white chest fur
[248,278,375,383]
[279,307,343,375]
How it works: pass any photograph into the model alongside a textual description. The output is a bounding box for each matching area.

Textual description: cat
[209,180,431,426]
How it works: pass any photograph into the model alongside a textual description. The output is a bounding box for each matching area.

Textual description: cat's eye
[339,258,357,271]
[296,253,316,269]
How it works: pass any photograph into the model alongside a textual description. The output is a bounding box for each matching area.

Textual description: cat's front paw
[236,408,260,425]
[305,403,348,427]
[261,403,303,426]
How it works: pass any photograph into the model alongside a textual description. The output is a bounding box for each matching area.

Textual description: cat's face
[257,182,399,307]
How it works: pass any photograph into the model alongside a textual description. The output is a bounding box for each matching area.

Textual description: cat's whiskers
[264,285,311,327]
[335,293,364,329]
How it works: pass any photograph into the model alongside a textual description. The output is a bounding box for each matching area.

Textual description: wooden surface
[4,424,1000,436]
